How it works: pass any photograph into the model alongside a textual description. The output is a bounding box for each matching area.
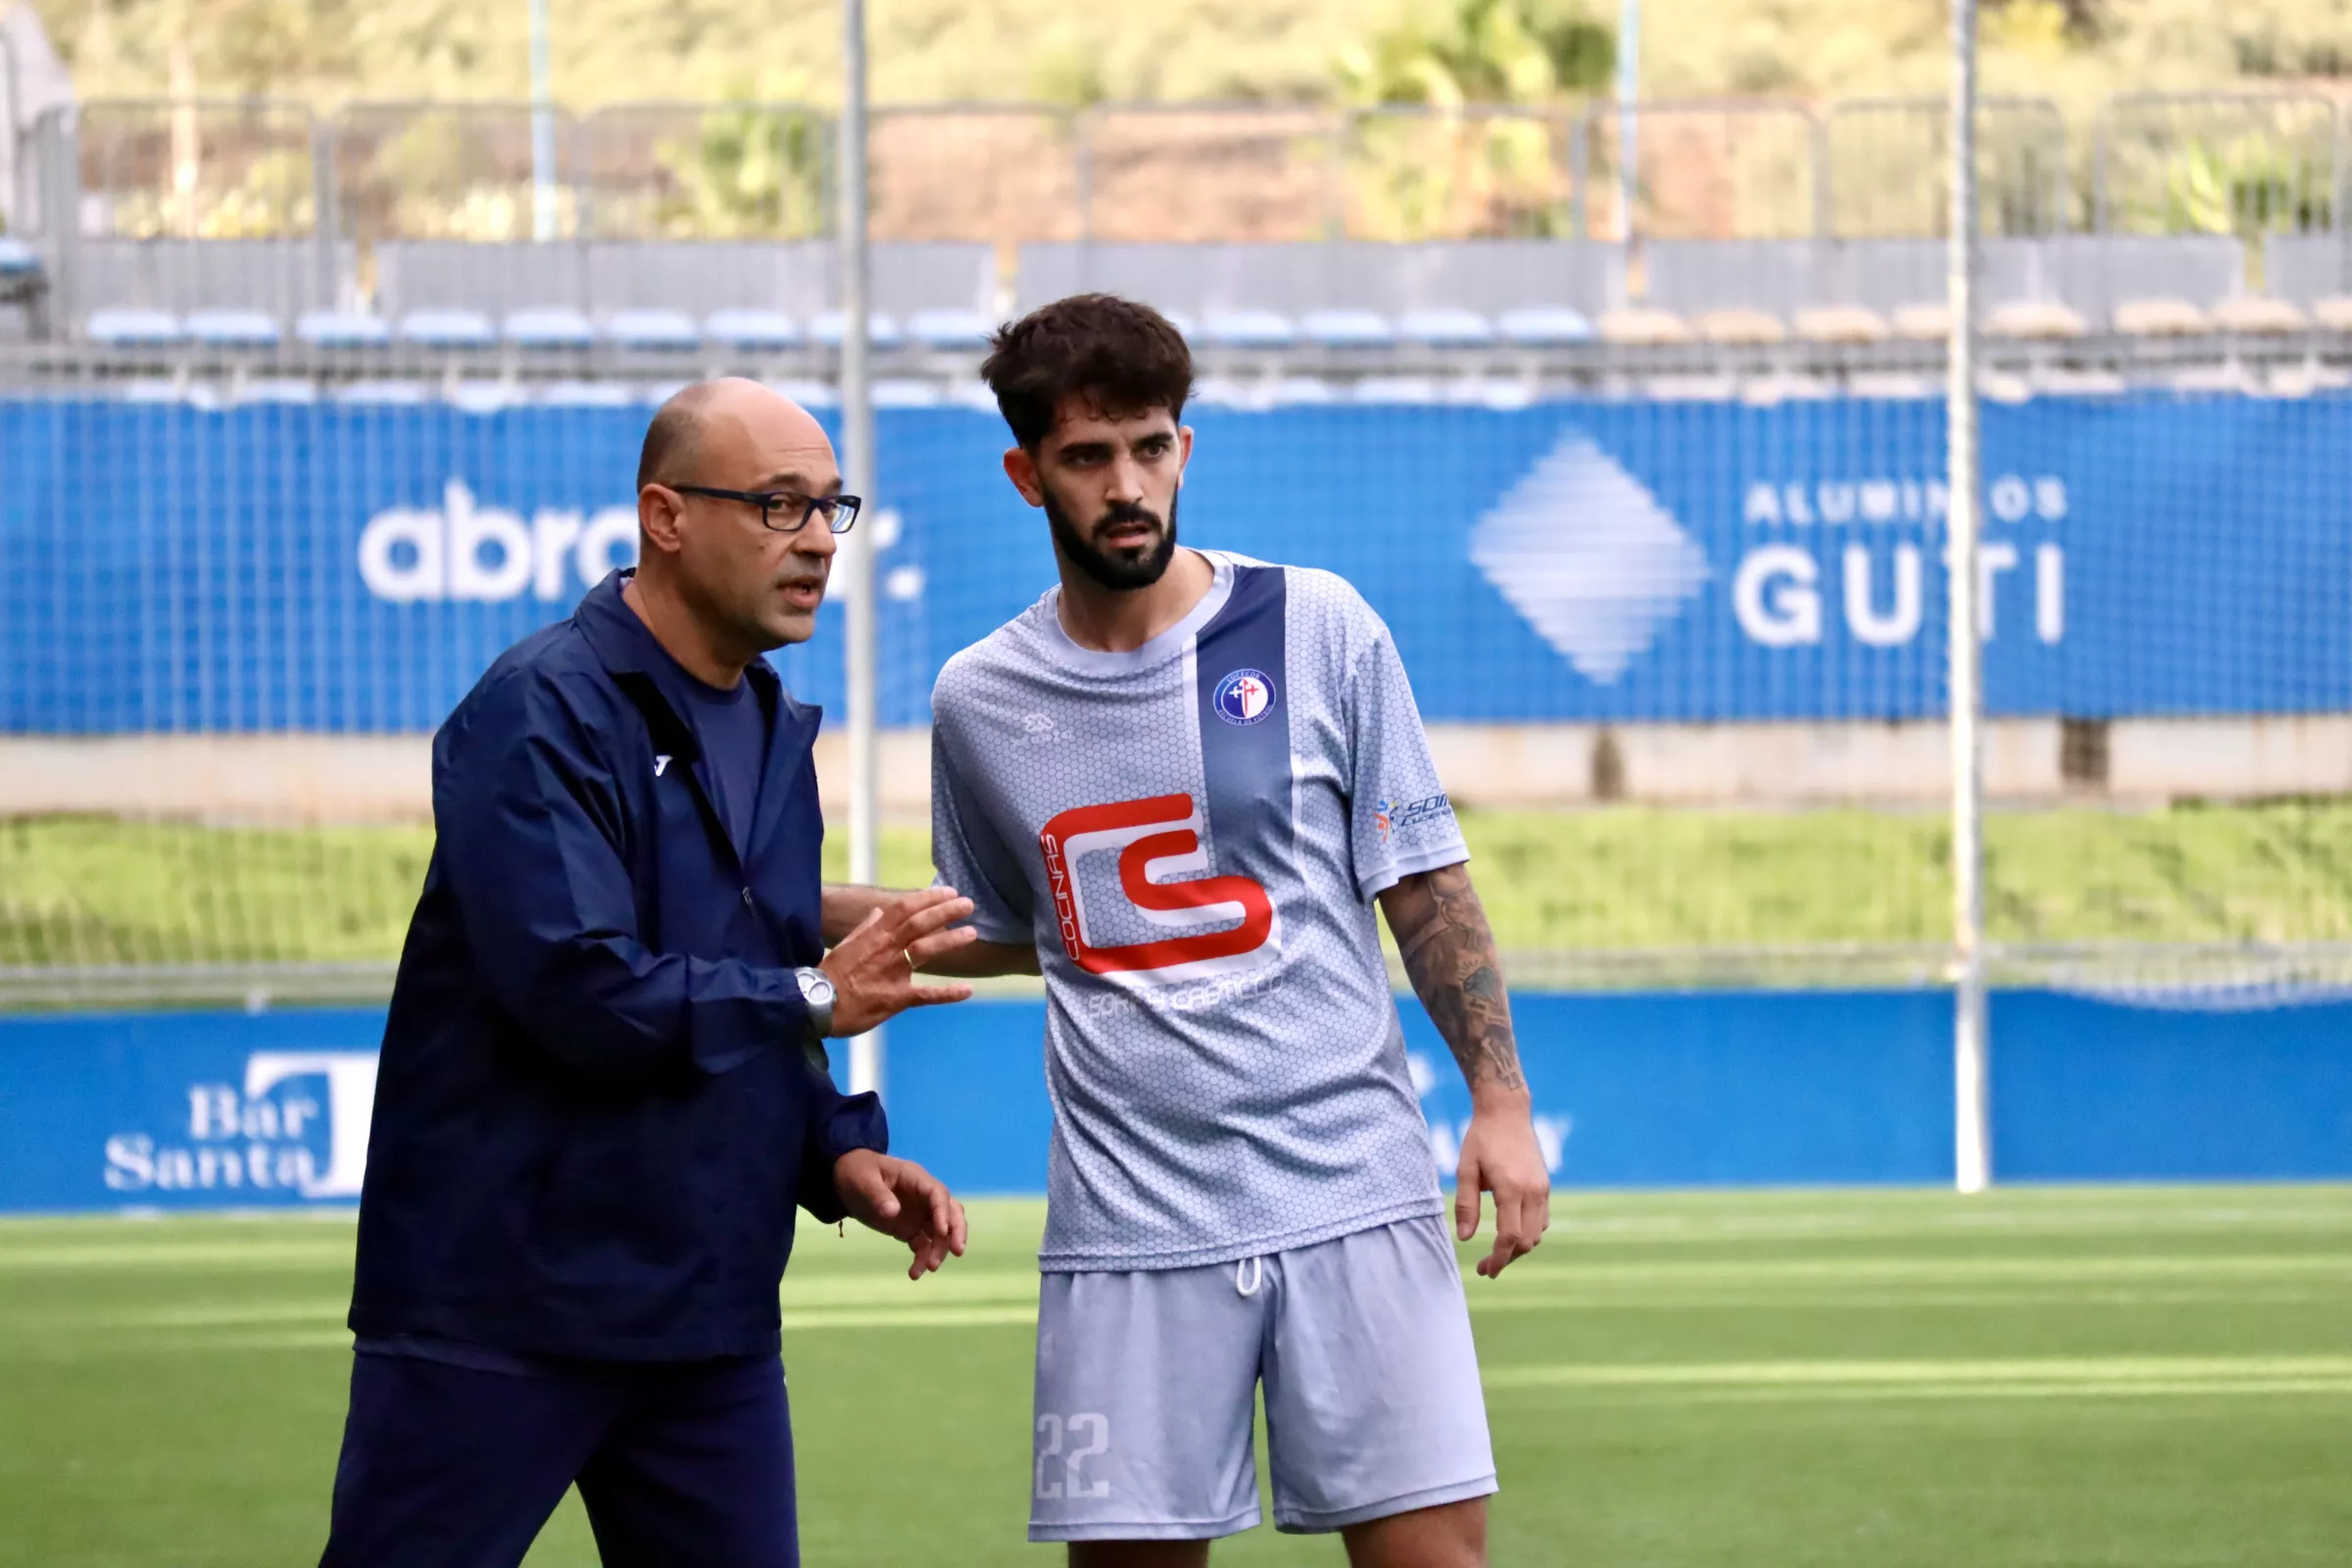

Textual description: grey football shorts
[1027,1213,1497,1543]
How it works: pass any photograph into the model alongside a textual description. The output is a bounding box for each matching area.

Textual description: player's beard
[1044,484,1179,592]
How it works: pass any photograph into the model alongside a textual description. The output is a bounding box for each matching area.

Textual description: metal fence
[72,97,319,240]
[1826,97,2069,238]
[577,102,834,242]
[11,91,2346,254]
[868,105,1080,244]
[2094,91,2341,239]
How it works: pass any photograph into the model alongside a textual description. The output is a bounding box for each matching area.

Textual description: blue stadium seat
[705,310,802,351]
[1200,310,1298,349]
[871,378,945,408]
[86,308,186,347]
[945,378,1001,412]
[119,377,195,403]
[447,380,520,414]
[397,309,497,349]
[1399,308,1496,347]
[1299,309,1396,349]
[231,378,319,405]
[1470,378,1535,410]
[808,311,905,349]
[604,309,702,351]
[1349,376,1443,404]
[503,308,596,349]
[762,377,840,408]
[1188,376,1256,409]
[0,237,39,278]
[1496,306,1593,346]
[906,309,996,350]
[333,380,432,406]
[538,381,635,408]
[185,309,282,349]
[297,311,392,348]
[1266,376,1338,404]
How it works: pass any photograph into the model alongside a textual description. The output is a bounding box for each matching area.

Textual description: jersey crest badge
[1211,668,1275,726]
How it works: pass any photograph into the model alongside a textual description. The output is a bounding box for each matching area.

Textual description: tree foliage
[1336,0,1614,110]
[26,0,2345,111]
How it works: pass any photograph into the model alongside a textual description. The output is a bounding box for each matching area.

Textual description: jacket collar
[574,568,813,746]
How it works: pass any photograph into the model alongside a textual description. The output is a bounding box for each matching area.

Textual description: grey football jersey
[930,552,1470,1272]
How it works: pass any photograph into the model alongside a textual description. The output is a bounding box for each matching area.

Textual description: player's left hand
[1455,1102,1551,1279]
[834,1150,969,1280]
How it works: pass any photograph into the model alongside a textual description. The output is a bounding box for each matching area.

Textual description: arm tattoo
[1383,864,1526,1095]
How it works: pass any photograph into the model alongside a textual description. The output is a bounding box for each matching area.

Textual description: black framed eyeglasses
[672,485,861,534]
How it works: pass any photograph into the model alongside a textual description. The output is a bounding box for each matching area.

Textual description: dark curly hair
[979,293,1194,451]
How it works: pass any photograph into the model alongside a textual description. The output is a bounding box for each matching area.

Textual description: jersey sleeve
[929,720,1036,946]
[1343,625,1469,902]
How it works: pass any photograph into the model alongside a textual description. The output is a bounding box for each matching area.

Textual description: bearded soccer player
[830,294,1548,1565]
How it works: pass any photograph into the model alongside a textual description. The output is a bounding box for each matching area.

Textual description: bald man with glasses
[320,379,978,1568]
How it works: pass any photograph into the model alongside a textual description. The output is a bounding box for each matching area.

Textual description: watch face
[803,971,836,1005]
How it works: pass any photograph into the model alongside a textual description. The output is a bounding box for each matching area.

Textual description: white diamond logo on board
[1469,433,1710,684]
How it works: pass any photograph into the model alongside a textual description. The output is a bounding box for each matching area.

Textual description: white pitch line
[1531,1378,2352,1406]
[1450,1253,2352,1287]
[1485,1354,2352,1389]
[1533,1208,2352,1246]
[1458,1286,2337,1313]
[0,1241,358,1271]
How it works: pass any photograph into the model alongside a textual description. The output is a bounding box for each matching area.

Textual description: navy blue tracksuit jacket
[348,569,884,1362]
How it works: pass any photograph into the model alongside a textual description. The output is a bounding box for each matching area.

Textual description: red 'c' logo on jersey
[1038,794,1274,976]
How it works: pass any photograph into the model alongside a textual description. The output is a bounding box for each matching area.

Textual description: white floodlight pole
[839,0,884,1098]
[529,0,557,240]
[1616,0,1641,242]
[1948,0,1990,1195]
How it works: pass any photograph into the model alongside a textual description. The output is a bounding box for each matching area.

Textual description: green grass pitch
[6,798,2352,969]
[0,1187,2346,1566]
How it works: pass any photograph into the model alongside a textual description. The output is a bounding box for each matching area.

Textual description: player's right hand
[1456,1103,1552,1278]
[820,887,979,1036]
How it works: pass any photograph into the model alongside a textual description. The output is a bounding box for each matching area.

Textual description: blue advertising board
[3,392,2349,733]
[3,991,2345,1214]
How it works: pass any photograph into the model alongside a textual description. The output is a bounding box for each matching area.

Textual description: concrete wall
[1,716,2345,825]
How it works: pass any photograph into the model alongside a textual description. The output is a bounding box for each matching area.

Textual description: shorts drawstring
[1235,1256,1264,1298]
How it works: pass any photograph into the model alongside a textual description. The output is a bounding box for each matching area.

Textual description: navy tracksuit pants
[318,1350,798,1568]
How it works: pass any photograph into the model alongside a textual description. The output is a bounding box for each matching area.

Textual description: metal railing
[322,100,581,246]
[1343,105,1582,242]
[577,101,833,241]
[1826,97,2068,238]
[0,88,2344,341]
[10,90,2342,255]
[2094,90,2339,239]
[870,103,1081,244]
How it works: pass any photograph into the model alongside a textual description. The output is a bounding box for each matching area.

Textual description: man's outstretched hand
[820,887,979,1037]
[834,1150,968,1280]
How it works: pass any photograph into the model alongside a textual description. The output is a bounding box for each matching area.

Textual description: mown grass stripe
[1476,1254,2352,1286]
[0,1241,360,1271]
[1488,1355,2352,1388]
[1508,1379,2352,1406]
[9,1283,2340,1341]
[1461,1286,2343,1312]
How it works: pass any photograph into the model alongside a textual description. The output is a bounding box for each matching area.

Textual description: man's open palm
[821,888,978,1036]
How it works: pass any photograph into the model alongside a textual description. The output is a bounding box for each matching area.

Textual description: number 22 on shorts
[1035,1412,1111,1499]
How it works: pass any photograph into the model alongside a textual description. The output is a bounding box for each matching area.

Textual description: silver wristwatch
[793,966,836,1043]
